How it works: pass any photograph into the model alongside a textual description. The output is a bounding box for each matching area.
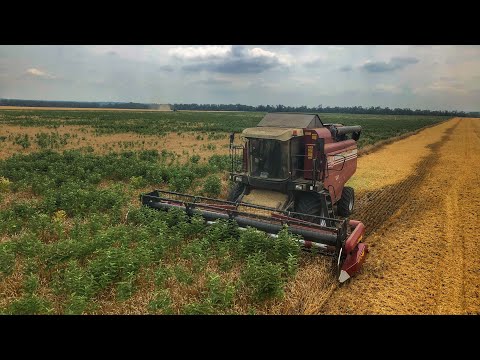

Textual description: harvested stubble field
[281,117,480,315]
[0,108,477,315]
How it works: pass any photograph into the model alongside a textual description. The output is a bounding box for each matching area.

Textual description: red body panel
[302,129,358,203]
[338,220,367,281]
[323,142,358,203]
[341,243,368,278]
[345,219,365,253]
[324,139,356,153]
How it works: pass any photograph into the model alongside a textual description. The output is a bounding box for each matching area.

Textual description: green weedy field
[0,109,450,147]
[0,109,451,314]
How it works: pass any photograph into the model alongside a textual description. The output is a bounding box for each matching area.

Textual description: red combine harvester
[141,113,368,283]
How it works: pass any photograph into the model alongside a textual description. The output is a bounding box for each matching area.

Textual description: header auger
[141,113,368,283]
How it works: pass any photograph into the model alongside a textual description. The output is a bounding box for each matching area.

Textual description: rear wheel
[337,186,354,217]
[227,182,246,202]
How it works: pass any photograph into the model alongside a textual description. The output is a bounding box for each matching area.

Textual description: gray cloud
[362,57,419,73]
[183,59,281,74]
[159,65,174,72]
[303,58,326,68]
[339,65,352,72]
[231,45,246,57]
[195,78,232,86]
[179,45,287,74]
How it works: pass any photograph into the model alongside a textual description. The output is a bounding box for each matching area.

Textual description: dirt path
[270,117,480,314]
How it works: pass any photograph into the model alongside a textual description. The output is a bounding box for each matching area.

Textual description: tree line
[0,99,150,109]
[0,98,472,117]
[174,103,470,117]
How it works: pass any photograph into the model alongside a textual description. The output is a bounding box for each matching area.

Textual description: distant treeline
[0,99,151,109]
[0,98,472,117]
[174,103,470,117]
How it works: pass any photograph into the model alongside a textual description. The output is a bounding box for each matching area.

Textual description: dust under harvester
[141,113,368,283]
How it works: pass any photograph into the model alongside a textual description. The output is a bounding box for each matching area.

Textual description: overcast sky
[1,45,479,111]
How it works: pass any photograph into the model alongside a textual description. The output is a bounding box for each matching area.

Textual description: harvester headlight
[235,176,243,182]
[295,184,304,191]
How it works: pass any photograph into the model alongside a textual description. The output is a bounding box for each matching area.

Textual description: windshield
[249,138,289,179]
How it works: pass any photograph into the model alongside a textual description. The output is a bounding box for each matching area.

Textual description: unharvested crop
[0,148,302,313]
[0,109,449,148]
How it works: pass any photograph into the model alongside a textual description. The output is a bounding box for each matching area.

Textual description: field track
[269,117,480,314]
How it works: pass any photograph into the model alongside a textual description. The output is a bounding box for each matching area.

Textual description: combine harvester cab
[141,113,368,283]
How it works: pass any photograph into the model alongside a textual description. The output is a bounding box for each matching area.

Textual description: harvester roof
[241,112,322,141]
[241,127,304,141]
[257,113,323,128]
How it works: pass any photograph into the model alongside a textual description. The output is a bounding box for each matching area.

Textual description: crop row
[0,149,230,199]
[0,110,450,148]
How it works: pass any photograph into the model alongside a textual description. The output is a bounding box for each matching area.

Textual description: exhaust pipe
[334,125,362,135]
[329,125,362,141]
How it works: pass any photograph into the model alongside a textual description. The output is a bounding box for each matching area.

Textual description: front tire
[337,186,354,216]
[227,182,246,202]
[294,192,329,227]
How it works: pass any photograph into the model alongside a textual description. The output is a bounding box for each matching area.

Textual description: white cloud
[374,84,402,94]
[248,48,275,58]
[168,45,232,60]
[427,81,467,93]
[249,48,292,66]
[26,68,55,79]
[27,68,46,76]
[303,55,328,68]
[328,46,345,51]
